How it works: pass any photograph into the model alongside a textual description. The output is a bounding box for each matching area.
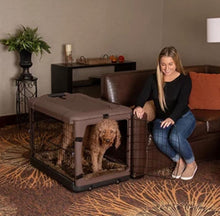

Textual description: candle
[65,44,72,54]
[65,44,73,64]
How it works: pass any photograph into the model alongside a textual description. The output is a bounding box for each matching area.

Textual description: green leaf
[0,25,51,55]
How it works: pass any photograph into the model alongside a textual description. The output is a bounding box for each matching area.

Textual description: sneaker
[181,164,198,180]
[172,163,185,179]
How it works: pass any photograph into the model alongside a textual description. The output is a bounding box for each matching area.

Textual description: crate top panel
[29,93,131,124]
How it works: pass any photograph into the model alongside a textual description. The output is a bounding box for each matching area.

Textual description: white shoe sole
[181,166,198,180]
[172,174,181,179]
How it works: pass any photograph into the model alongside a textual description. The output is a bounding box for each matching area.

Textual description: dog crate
[29,93,131,192]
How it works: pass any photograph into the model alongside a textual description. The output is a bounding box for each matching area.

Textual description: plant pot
[19,50,33,80]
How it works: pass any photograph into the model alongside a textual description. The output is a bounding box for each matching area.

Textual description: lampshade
[207,18,220,43]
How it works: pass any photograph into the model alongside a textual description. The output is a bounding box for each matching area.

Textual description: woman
[133,46,197,180]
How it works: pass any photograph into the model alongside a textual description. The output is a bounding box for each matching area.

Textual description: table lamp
[207,17,220,43]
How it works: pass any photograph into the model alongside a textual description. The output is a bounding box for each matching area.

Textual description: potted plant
[0,26,51,80]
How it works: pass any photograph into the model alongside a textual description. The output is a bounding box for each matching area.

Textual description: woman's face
[160,56,176,76]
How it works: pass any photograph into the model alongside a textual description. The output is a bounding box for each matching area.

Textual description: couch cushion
[101,70,155,106]
[192,109,220,133]
[189,72,220,110]
[189,120,207,140]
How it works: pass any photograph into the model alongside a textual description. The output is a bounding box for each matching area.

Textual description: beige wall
[0,0,163,116]
[161,0,220,66]
[1,0,220,116]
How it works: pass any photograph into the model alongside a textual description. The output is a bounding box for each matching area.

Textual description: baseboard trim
[0,114,17,127]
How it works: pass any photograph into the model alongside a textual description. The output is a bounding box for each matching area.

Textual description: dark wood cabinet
[51,61,136,94]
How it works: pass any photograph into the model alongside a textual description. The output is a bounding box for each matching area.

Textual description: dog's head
[95,119,121,149]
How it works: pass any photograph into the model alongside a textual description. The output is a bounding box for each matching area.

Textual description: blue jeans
[152,110,196,164]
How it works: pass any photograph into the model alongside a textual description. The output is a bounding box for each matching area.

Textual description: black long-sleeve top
[136,73,192,122]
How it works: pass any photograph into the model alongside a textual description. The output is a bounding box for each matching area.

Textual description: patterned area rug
[0,125,219,216]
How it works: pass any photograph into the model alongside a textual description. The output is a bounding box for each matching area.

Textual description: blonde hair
[157,46,185,112]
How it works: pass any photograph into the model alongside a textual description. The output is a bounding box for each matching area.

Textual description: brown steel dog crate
[29,93,131,192]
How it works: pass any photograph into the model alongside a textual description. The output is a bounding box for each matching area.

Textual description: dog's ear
[114,126,121,149]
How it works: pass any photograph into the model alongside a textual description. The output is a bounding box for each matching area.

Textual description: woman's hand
[160,117,175,128]
[133,106,145,119]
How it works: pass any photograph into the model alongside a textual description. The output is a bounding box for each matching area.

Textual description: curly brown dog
[57,120,121,173]
[85,119,121,172]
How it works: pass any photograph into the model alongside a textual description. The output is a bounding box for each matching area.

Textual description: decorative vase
[19,50,33,80]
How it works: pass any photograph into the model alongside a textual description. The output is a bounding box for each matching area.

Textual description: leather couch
[101,65,220,178]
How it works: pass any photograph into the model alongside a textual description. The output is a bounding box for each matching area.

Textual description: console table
[51,61,136,94]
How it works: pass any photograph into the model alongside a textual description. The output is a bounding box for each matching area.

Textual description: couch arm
[131,113,148,178]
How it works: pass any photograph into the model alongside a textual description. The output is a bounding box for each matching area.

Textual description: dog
[57,119,121,174]
[85,119,121,172]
